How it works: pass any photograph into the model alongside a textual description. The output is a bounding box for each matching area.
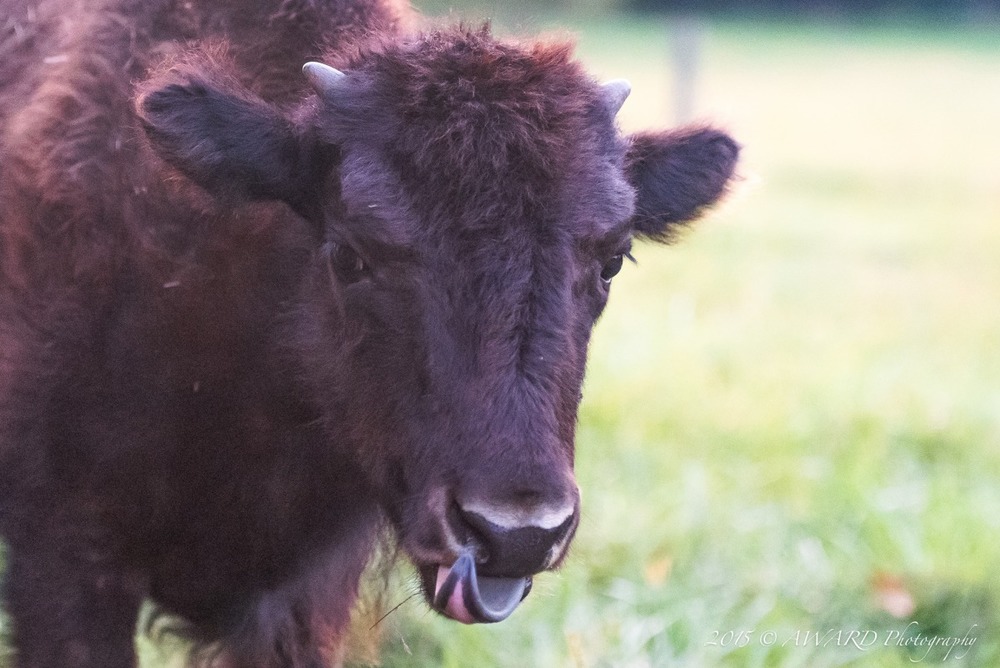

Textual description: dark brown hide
[0,1,738,666]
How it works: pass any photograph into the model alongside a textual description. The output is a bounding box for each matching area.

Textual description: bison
[0,0,739,665]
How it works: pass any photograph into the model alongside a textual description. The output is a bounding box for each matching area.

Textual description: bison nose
[454,500,578,577]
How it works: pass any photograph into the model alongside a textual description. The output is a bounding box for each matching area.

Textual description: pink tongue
[435,565,476,624]
[432,553,531,624]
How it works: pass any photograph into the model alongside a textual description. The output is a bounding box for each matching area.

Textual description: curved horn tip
[602,79,632,114]
[302,61,346,97]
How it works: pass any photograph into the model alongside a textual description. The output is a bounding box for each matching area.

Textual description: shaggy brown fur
[0,1,738,666]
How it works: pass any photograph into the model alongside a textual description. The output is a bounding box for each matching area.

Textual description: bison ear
[626,127,739,242]
[137,68,326,215]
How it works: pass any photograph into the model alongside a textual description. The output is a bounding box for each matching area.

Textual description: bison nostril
[454,502,577,577]
[458,498,577,533]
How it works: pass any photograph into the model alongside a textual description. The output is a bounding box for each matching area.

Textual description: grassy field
[342,12,1000,668]
[6,11,1000,668]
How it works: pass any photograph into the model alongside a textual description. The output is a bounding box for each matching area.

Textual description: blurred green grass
[4,12,998,668]
[350,13,1000,668]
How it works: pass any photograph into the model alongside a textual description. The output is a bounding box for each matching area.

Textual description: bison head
[137,27,737,625]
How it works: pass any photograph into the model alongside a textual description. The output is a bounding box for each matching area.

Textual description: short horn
[303,61,346,99]
[602,79,631,115]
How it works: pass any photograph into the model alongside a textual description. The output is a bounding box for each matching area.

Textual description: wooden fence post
[671,17,703,125]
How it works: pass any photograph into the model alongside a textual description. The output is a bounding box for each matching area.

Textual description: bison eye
[327,242,369,285]
[600,254,624,283]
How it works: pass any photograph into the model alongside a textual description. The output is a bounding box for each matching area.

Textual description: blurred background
[335,1,1000,666]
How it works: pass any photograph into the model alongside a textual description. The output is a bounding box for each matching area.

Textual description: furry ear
[136,65,328,217]
[626,127,739,241]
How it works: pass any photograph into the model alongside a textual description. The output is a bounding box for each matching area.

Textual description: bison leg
[3,536,145,668]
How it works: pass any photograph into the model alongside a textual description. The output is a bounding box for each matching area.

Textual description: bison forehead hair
[323,26,634,238]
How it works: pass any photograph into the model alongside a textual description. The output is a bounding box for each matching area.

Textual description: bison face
[137,28,737,624]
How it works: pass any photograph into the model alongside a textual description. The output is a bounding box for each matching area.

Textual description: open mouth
[421,552,532,624]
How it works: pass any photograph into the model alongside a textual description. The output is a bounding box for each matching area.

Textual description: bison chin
[417,552,533,624]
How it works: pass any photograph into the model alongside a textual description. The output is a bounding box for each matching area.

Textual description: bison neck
[47,216,382,632]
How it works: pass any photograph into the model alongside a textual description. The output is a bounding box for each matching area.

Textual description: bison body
[0,1,738,665]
